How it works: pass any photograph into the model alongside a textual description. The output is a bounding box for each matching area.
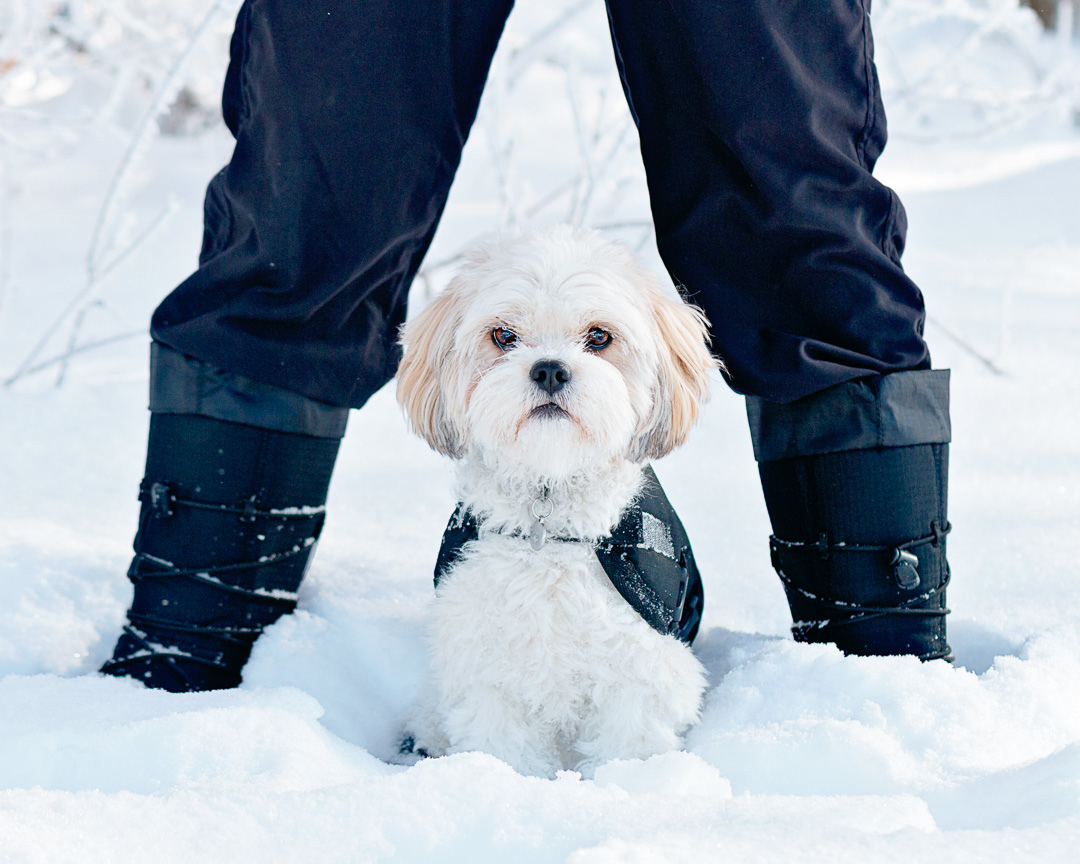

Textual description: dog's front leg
[402,684,451,760]
[574,633,707,776]
[440,685,563,777]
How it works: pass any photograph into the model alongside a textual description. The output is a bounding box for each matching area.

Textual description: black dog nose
[530,359,572,395]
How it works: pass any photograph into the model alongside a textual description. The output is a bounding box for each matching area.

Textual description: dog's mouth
[529,402,570,420]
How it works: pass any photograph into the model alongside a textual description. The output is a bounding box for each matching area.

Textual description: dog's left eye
[492,327,518,349]
[584,327,613,351]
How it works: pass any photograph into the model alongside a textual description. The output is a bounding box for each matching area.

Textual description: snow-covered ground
[2,1,1079,861]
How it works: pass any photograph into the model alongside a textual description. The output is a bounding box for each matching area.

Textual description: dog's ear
[396,286,466,458]
[631,283,720,461]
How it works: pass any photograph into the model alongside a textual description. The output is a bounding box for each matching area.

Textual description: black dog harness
[433,466,704,644]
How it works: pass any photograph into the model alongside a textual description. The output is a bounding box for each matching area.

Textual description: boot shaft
[760,443,951,660]
[103,413,341,691]
[747,369,953,661]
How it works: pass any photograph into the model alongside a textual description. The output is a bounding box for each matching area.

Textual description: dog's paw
[394,734,425,766]
[399,734,423,757]
[398,733,442,761]
[399,717,450,763]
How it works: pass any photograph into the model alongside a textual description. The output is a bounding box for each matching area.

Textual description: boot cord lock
[890,549,921,589]
[771,522,952,592]
[149,482,174,519]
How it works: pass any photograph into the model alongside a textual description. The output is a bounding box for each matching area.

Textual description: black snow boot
[747,370,953,661]
[100,412,340,691]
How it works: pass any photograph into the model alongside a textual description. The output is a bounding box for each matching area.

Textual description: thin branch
[892,6,1018,101]
[633,223,654,255]
[96,199,178,281]
[86,0,228,281]
[4,194,175,390]
[592,219,654,232]
[0,139,12,331]
[564,62,594,226]
[4,329,145,387]
[55,301,101,387]
[53,297,136,388]
[925,314,1006,377]
[418,248,472,275]
[525,175,581,219]
[5,0,228,388]
[507,0,592,84]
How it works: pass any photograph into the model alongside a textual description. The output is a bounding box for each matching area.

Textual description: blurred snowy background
[2,1,1080,862]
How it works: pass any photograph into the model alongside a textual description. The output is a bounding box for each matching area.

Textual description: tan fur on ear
[632,284,721,461]
[396,287,465,457]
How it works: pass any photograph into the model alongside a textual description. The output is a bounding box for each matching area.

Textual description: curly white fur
[396,225,720,777]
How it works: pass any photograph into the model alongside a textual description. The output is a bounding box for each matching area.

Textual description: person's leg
[605,0,952,657]
[153,0,515,409]
[103,0,516,690]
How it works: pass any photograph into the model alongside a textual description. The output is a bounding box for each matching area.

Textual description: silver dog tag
[529,486,553,551]
[529,519,547,551]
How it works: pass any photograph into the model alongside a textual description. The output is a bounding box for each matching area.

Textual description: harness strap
[433,466,704,644]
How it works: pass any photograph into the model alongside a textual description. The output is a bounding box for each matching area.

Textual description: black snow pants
[149,0,948,459]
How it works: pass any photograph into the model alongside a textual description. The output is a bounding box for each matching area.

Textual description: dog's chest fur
[407,457,707,777]
[431,534,652,726]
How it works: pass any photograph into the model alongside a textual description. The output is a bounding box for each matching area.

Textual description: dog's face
[398,227,718,476]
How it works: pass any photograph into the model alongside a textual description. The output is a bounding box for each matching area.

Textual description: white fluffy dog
[396,225,718,777]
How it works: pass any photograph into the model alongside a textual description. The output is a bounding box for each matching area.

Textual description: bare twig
[7,329,145,384]
[5,0,228,389]
[0,139,12,330]
[507,0,592,84]
[633,223,654,255]
[96,199,178,282]
[4,194,176,389]
[418,248,473,275]
[892,6,1018,101]
[55,301,101,388]
[925,314,1006,376]
[86,0,228,282]
[481,48,523,229]
[564,61,595,226]
[592,219,654,232]
[525,175,581,219]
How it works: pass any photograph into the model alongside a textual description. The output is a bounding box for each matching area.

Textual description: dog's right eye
[492,327,517,349]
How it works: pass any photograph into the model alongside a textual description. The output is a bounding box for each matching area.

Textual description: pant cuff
[746,369,950,462]
[149,342,349,439]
